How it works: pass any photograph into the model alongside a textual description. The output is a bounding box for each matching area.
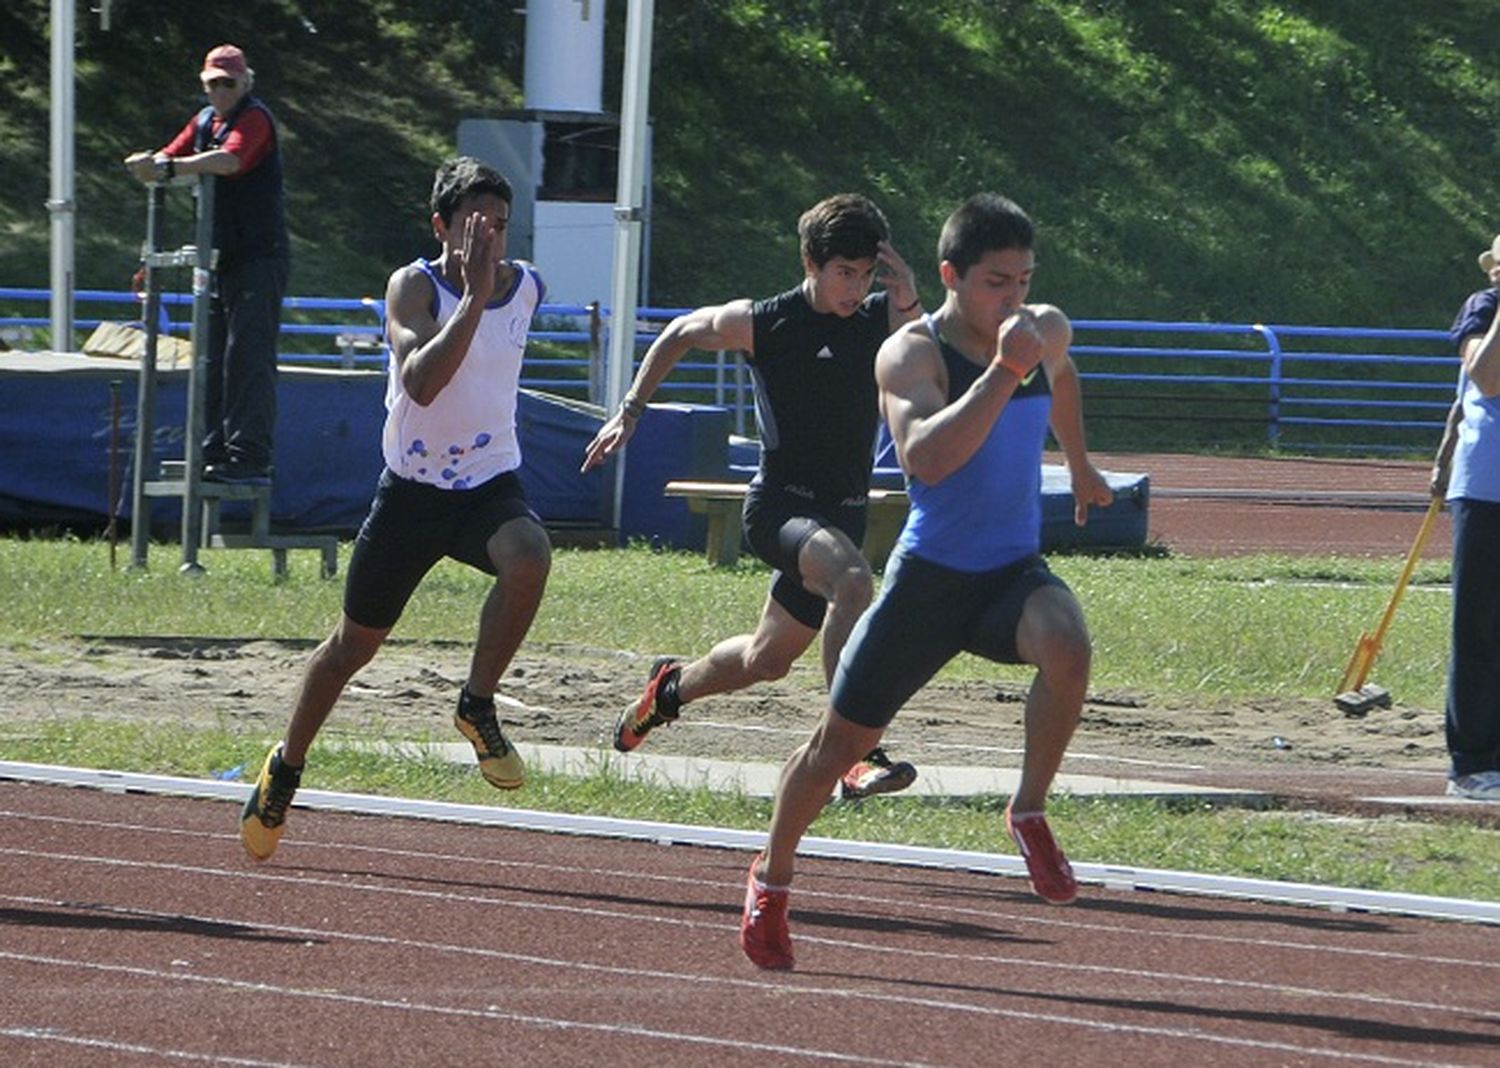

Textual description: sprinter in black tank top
[583,194,924,800]
[747,283,888,503]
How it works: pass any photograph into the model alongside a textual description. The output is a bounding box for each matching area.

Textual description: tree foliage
[5,0,1500,325]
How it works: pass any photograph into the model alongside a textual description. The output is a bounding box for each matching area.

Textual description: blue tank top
[897,318,1053,571]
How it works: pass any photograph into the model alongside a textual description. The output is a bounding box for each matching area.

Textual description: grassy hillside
[0,0,537,302]
[4,0,1500,327]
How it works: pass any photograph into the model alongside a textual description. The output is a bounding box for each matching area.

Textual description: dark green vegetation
[4,1,1499,326]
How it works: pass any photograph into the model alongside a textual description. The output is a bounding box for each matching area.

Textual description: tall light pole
[48,0,77,354]
[605,0,654,530]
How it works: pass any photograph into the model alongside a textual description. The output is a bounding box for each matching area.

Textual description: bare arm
[880,309,1045,486]
[1430,395,1464,498]
[1460,329,1500,398]
[877,240,924,332]
[1040,310,1113,524]
[164,148,242,176]
[581,299,754,471]
[385,211,501,407]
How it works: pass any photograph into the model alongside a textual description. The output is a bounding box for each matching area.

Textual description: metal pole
[48,0,76,354]
[605,0,654,533]
[108,380,121,570]
[1253,323,1283,450]
[179,175,215,574]
[587,301,602,405]
[130,183,167,569]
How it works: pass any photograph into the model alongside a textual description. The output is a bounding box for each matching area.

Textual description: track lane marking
[0,1026,307,1067]
[5,814,1497,972]
[0,950,932,1068]
[0,948,1477,1068]
[8,889,1496,1025]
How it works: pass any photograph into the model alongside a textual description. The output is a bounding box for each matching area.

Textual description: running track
[1079,452,1449,558]
[3,781,1497,1067]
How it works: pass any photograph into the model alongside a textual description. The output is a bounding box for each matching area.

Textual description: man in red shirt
[125,44,289,484]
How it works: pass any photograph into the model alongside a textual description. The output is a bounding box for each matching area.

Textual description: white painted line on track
[0,950,935,1068]
[6,889,1493,1024]
[0,1027,308,1067]
[3,760,1498,926]
[0,845,727,936]
[9,813,1499,975]
[0,948,1475,1068]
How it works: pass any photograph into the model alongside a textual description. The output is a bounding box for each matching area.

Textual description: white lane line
[6,810,1498,971]
[0,1026,307,1067]
[8,890,1495,1025]
[0,845,720,935]
[0,951,933,1068]
[5,765,1495,925]
[0,948,1475,1068]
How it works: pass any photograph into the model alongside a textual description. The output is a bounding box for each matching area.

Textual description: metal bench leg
[201,499,220,549]
[252,488,272,540]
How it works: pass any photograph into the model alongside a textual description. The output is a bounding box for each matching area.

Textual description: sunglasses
[202,77,238,91]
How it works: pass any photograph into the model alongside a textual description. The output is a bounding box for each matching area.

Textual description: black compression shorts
[742,481,869,629]
[342,468,539,630]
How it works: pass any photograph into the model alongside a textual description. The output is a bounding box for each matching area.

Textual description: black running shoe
[840,746,918,800]
[613,657,681,753]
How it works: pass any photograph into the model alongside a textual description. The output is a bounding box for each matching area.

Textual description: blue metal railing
[1,287,1458,454]
[1066,318,1453,452]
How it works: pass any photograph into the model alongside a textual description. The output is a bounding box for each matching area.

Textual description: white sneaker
[1446,770,1500,800]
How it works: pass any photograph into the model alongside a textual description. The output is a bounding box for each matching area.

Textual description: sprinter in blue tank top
[740,193,1114,970]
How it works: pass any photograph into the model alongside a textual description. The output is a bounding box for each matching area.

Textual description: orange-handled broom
[1334,496,1442,713]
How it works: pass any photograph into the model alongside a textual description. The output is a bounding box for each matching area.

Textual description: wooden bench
[663,480,909,568]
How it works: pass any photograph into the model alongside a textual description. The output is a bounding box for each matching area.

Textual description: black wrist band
[622,395,646,419]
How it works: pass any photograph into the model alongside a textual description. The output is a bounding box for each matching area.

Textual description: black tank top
[748,286,890,502]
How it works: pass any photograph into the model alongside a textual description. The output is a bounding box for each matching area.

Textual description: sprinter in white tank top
[239,158,552,863]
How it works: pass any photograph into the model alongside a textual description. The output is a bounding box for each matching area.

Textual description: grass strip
[0,537,1455,708]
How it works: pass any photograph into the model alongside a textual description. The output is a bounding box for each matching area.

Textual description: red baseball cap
[201,44,249,81]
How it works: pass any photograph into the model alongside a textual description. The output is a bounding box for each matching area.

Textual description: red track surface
[3,781,1497,1067]
[1072,452,1450,558]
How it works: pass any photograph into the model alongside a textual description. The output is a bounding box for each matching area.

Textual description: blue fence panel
[1067,318,1454,453]
[1,287,1461,454]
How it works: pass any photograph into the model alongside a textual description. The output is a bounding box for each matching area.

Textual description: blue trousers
[1446,498,1500,777]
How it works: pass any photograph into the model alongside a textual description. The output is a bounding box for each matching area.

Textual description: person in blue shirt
[1435,237,1500,800]
[739,193,1114,969]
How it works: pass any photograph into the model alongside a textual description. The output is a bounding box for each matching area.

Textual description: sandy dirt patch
[1,636,1449,790]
